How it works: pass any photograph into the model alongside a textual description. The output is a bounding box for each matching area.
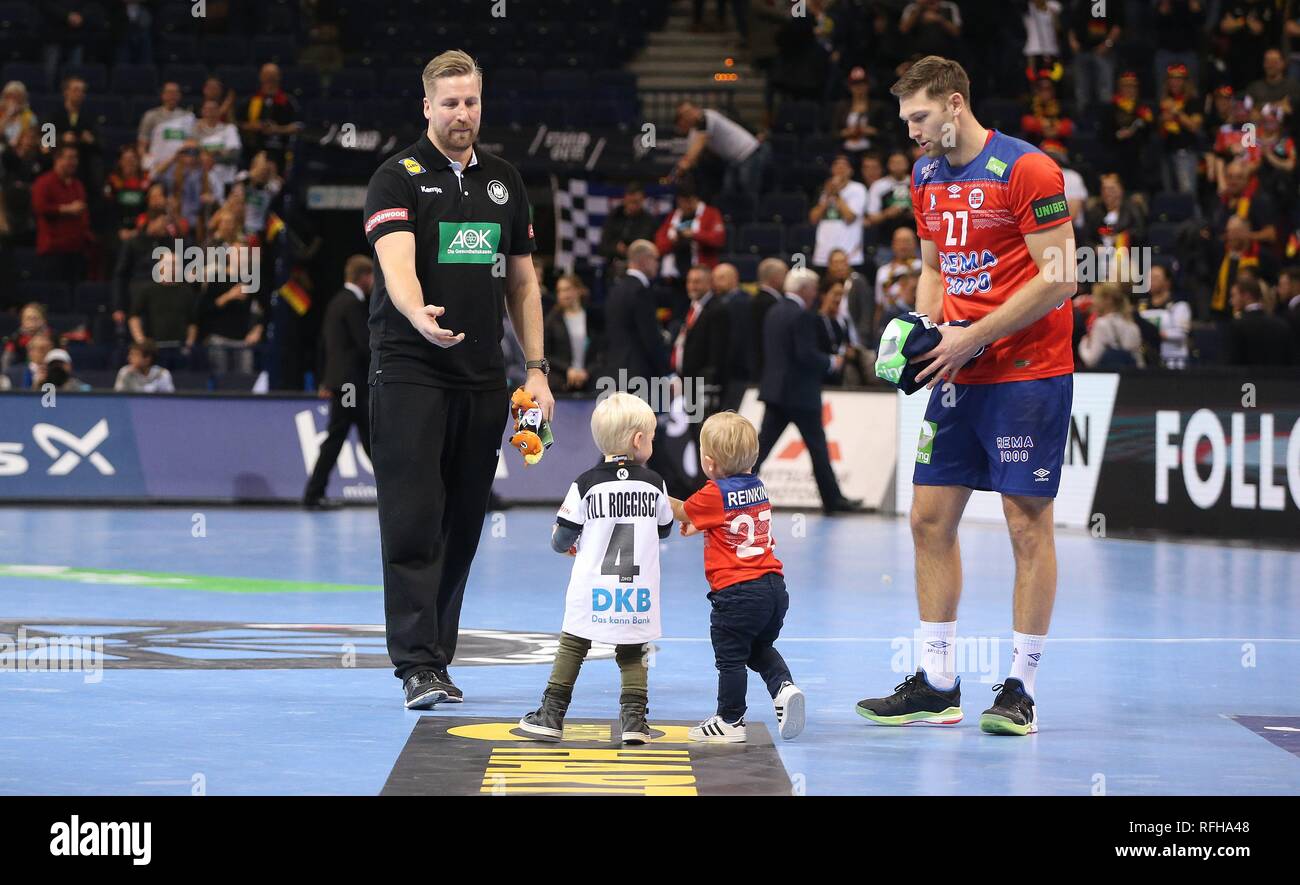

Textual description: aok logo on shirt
[438,222,500,263]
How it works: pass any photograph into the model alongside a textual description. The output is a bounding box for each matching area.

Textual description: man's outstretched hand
[408,304,464,348]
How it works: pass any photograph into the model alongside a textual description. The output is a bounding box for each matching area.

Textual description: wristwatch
[525,358,550,376]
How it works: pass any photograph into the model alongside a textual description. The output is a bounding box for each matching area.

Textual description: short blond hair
[422,50,482,99]
[700,412,759,476]
[591,392,657,458]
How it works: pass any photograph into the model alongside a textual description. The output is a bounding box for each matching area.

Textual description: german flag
[265,212,286,242]
[278,279,311,316]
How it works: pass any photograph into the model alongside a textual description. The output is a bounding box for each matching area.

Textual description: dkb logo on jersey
[438,222,500,263]
[592,587,652,613]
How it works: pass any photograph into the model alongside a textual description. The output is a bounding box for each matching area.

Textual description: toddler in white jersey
[518,392,674,744]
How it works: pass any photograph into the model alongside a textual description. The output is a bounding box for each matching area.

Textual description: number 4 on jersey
[602,523,640,583]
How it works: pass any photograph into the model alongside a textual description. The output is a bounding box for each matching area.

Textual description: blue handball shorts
[912,374,1073,498]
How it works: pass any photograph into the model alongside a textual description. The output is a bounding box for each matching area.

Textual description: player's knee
[911,504,958,545]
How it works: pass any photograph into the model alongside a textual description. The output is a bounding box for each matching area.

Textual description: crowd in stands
[2,0,1298,400]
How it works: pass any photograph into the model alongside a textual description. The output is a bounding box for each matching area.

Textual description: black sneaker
[435,667,463,703]
[620,701,652,744]
[979,677,1038,735]
[855,669,963,726]
[518,692,569,741]
[403,670,452,710]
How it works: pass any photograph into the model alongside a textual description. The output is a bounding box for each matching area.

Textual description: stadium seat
[1147,222,1180,255]
[282,67,322,101]
[156,36,199,66]
[110,64,159,95]
[12,246,36,282]
[979,98,1023,133]
[0,3,38,35]
[156,4,200,35]
[213,372,258,392]
[202,36,251,67]
[801,134,840,167]
[328,68,378,100]
[382,68,425,101]
[738,223,784,256]
[82,96,125,129]
[305,98,356,124]
[215,65,259,99]
[74,283,111,314]
[785,223,816,259]
[757,192,809,225]
[163,64,208,97]
[722,253,759,282]
[2,61,48,93]
[772,100,822,134]
[18,282,73,313]
[1150,191,1198,223]
[714,193,756,226]
[541,70,589,98]
[47,312,89,336]
[170,370,212,391]
[65,342,111,371]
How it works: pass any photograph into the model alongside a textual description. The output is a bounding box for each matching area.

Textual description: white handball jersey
[555,457,674,644]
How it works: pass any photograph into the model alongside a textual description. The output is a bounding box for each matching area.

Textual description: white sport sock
[1008,631,1046,699]
[918,620,958,691]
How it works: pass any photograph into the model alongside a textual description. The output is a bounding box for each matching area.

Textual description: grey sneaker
[620,701,652,744]
[518,691,568,741]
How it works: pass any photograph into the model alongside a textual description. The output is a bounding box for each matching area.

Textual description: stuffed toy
[509,386,554,466]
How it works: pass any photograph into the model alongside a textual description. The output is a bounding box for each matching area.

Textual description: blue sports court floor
[0,506,1296,795]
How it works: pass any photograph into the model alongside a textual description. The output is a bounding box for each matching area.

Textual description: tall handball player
[856,56,1078,736]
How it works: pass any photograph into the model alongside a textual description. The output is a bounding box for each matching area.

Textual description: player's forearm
[506,279,544,362]
[551,522,580,553]
[970,273,1074,348]
[668,496,689,523]
[916,266,944,319]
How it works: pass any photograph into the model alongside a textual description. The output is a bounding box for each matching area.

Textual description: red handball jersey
[911,130,1075,384]
[682,474,783,593]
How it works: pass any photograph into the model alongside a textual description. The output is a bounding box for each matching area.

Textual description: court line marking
[654,637,1300,643]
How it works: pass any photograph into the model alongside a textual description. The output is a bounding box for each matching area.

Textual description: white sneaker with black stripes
[688,715,747,743]
[773,682,805,740]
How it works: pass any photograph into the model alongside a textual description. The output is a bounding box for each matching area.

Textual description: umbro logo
[421,186,443,194]
[1033,468,1051,481]
[947,184,962,197]
[926,640,951,650]
[1028,652,1041,662]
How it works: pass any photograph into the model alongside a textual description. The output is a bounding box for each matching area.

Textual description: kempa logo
[0,420,115,476]
[439,222,500,263]
[152,240,259,293]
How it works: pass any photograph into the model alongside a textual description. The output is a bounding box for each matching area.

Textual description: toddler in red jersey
[670,412,805,743]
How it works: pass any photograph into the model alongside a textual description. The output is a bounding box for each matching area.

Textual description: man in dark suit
[1226,278,1296,366]
[712,262,755,412]
[603,239,669,386]
[753,267,861,515]
[303,255,374,508]
[597,182,661,282]
[752,257,786,378]
[676,266,731,461]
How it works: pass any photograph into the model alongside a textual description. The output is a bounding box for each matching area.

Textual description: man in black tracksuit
[363,51,554,709]
[302,254,374,508]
